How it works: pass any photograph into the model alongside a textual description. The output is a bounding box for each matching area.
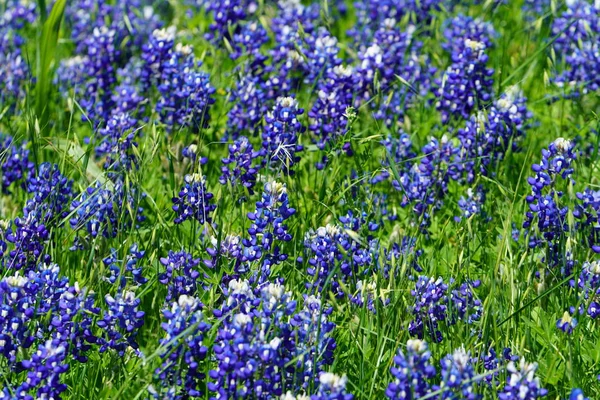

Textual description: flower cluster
[1,135,34,193]
[219,136,263,195]
[551,0,600,94]
[158,250,204,302]
[498,359,547,400]
[409,276,481,342]
[152,295,210,398]
[208,280,336,398]
[70,180,145,246]
[97,290,145,355]
[435,38,494,123]
[386,339,436,399]
[262,96,305,174]
[172,173,216,225]
[103,244,147,288]
[523,138,576,273]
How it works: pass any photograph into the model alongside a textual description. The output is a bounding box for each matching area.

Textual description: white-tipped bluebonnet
[435,39,494,123]
[569,388,589,400]
[172,173,216,225]
[498,359,547,399]
[457,186,487,222]
[308,65,356,150]
[457,87,532,181]
[0,135,34,193]
[103,244,147,289]
[262,96,305,174]
[156,44,216,131]
[551,0,600,95]
[409,277,481,342]
[442,15,495,54]
[220,136,263,195]
[209,281,336,398]
[152,295,210,398]
[141,27,177,89]
[386,339,436,399]
[556,310,577,334]
[79,26,121,125]
[158,250,203,302]
[244,181,296,280]
[16,339,70,399]
[95,112,141,173]
[438,347,480,399]
[523,138,576,272]
[311,372,353,400]
[70,179,145,246]
[97,290,145,356]
[356,20,434,127]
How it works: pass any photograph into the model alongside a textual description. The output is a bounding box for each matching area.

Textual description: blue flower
[172,174,216,225]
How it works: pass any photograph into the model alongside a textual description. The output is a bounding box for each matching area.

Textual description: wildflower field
[2,0,600,398]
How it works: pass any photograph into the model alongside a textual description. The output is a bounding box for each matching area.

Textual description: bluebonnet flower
[481,347,519,385]
[551,0,600,94]
[311,373,353,400]
[457,186,486,222]
[438,347,480,399]
[111,83,145,117]
[103,244,147,288]
[442,15,495,54]
[574,188,600,253]
[409,276,448,342]
[24,162,76,223]
[449,280,482,324]
[523,138,576,273]
[95,112,141,173]
[457,87,531,181]
[0,264,97,369]
[141,27,177,89]
[435,38,494,123]
[308,65,356,150]
[203,0,259,43]
[262,96,305,174]
[227,74,269,138]
[172,173,216,225]
[386,339,436,399]
[66,0,162,54]
[304,224,353,298]
[355,19,434,127]
[4,213,50,271]
[243,181,296,280]
[158,250,203,302]
[556,311,577,334]
[569,388,589,400]
[0,135,34,193]
[0,3,34,106]
[303,28,342,84]
[392,135,462,230]
[70,180,145,245]
[79,26,121,125]
[157,43,216,131]
[15,339,70,399]
[152,295,210,399]
[498,359,547,399]
[209,281,337,398]
[571,261,600,319]
[97,290,145,355]
[348,0,442,45]
[220,136,263,194]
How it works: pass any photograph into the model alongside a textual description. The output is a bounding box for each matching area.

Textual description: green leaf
[36,0,67,135]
